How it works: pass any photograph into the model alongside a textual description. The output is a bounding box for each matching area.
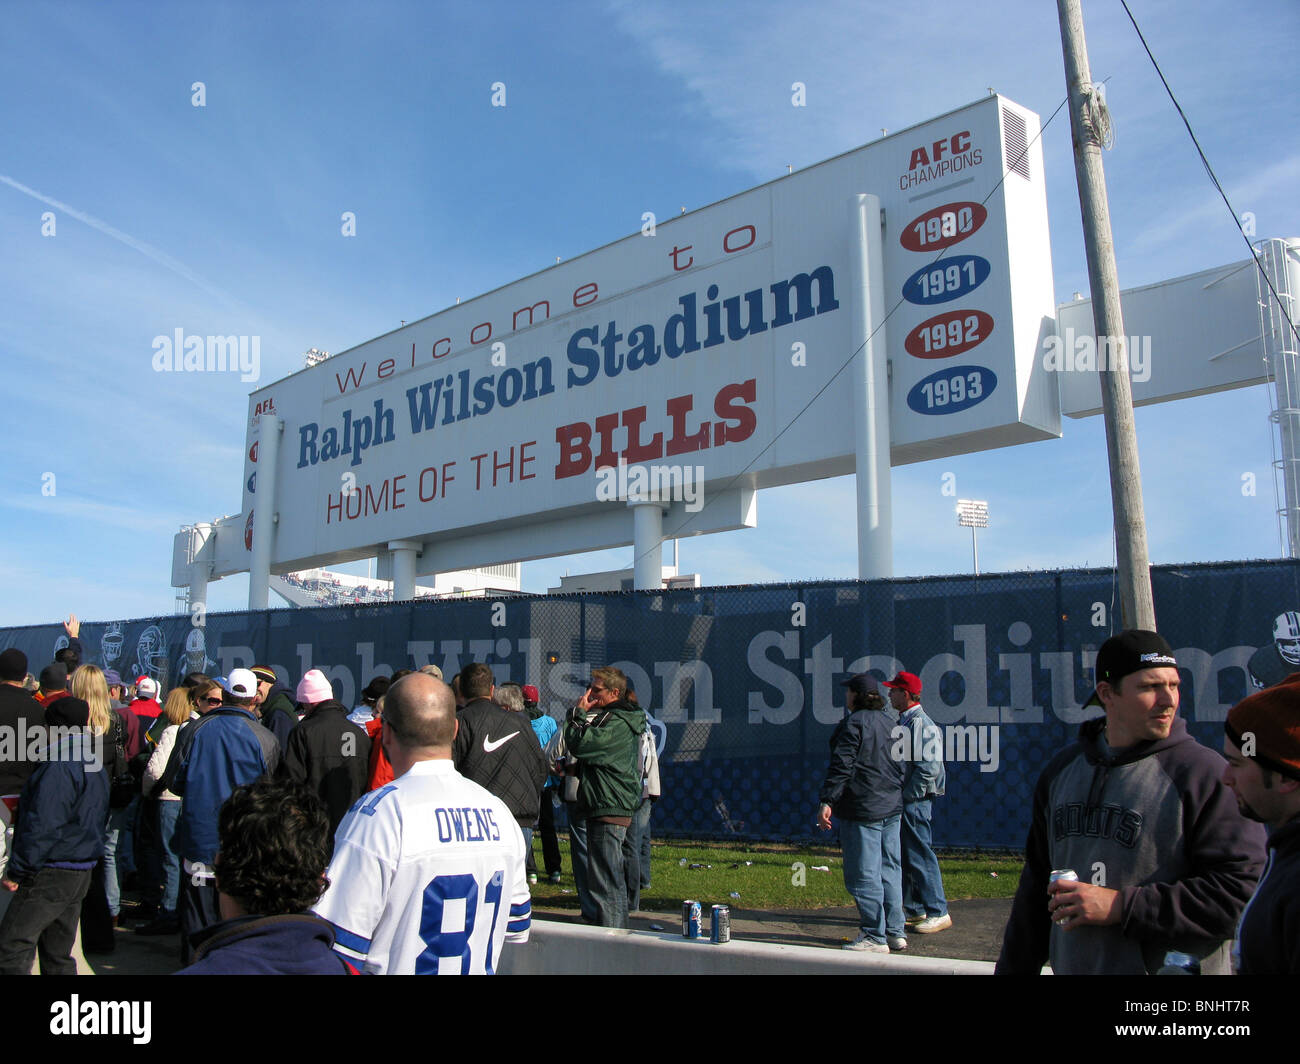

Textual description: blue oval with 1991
[902,255,991,305]
[907,365,997,415]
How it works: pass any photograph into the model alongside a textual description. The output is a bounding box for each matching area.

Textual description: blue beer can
[682,900,702,938]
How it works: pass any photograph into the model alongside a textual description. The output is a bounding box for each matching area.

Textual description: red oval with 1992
[900,202,987,252]
[905,309,995,359]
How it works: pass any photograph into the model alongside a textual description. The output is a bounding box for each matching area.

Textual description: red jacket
[366,717,394,790]
[130,697,162,723]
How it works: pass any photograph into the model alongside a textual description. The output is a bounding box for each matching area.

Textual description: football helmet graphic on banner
[1248,609,1300,689]
[101,621,124,666]
[133,624,170,684]
[179,626,216,676]
[1274,611,1300,666]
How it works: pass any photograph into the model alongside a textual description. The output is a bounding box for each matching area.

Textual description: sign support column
[188,523,212,614]
[850,194,892,579]
[389,540,422,601]
[631,501,668,591]
[247,416,282,610]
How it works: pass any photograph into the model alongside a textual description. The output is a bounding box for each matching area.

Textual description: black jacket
[259,685,299,750]
[279,700,371,840]
[0,683,43,795]
[452,697,548,827]
[818,707,903,823]
[1238,814,1300,974]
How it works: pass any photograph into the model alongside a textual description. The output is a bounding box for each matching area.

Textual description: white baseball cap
[227,668,258,699]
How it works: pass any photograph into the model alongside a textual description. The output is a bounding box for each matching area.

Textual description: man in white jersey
[313,672,531,974]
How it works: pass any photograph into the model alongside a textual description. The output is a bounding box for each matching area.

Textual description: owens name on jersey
[314,759,531,974]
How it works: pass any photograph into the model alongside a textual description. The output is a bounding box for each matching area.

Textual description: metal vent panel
[1003,108,1031,180]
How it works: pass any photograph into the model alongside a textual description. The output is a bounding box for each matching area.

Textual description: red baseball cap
[522,684,540,704]
[882,671,922,696]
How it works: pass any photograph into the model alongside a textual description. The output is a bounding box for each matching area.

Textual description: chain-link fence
[3,557,1296,849]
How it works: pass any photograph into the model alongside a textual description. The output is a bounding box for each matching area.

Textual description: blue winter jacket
[8,729,111,880]
[166,707,280,864]
[176,913,352,975]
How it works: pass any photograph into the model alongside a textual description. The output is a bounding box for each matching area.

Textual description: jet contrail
[0,173,240,307]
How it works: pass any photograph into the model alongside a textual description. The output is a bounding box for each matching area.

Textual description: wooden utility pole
[1057,0,1157,630]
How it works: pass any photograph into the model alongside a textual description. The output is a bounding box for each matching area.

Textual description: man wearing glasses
[563,668,646,928]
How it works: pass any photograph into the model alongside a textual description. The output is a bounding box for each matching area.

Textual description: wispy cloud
[0,174,242,308]
[1125,153,1300,254]
[2,493,182,535]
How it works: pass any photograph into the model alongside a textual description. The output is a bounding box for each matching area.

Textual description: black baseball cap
[840,673,879,700]
[1084,630,1178,707]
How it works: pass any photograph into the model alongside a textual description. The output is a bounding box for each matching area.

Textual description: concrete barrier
[500,918,994,975]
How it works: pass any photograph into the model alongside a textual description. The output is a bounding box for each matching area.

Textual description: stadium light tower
[956,499,989,576]
[304,347,331,368]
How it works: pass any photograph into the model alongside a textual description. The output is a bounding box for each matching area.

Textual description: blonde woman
[0,666,120,973]
[136,687,198,934]
[69,664,113,739]
[70,664,133,933]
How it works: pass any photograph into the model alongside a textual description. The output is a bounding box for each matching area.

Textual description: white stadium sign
[208,94,1057,581]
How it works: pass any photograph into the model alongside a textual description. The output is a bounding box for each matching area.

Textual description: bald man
[313,673,531,974]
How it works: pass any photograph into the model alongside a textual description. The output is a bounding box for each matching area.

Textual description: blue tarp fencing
[3,558,1295,849]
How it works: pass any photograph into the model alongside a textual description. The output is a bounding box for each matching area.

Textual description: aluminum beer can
[682,900,702,938]
[710,904,731,943]
[1049,868,1078,926]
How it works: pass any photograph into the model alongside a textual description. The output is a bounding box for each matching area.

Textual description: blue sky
[1,0,1296,628]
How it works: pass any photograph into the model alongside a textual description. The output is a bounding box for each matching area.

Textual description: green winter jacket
[564,700,646,819]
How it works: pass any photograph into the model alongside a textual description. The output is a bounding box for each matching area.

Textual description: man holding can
[996,630,1266,974]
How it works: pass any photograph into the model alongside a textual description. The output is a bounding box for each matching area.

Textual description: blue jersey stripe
[509,901,531,917]
[331,924,372,954]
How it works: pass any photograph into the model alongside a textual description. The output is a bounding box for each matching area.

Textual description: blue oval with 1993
[902,255,991,305]
[907,365,997,415]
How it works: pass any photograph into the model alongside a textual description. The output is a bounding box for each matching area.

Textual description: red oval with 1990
[905,309,995,359]
[900,202,987,252]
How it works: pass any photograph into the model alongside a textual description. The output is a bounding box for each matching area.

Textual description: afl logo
[249,442,259,463]
[247,472,257,494]
[245,511,254,551]
[900,202,987,252]
[902,255,990,305]
[905,310,995,359]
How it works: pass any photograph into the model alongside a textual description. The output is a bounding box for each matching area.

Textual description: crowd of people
[1,614,1295,976]
[816,628,1298,974]
[0,616,661,975]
